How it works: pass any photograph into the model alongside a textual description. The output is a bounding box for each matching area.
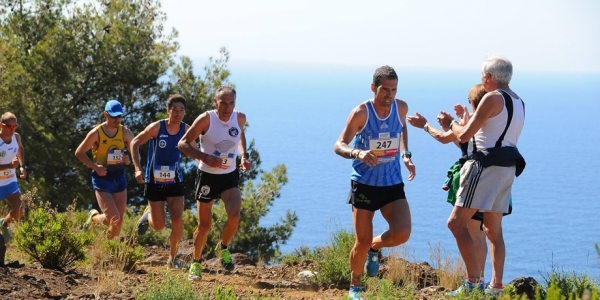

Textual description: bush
[139,272,197,300]
[541,269,599,299]
[277,246,313,266]
[102,239,145,272]
[313,229,354,285]
[13,206,95,270]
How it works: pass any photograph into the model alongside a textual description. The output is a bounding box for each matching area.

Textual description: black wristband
[242,152,250,159]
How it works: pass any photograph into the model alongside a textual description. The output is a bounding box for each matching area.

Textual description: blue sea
[222,60,600,283]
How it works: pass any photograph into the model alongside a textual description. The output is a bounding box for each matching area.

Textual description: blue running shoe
[136,206,150,235]
[348,286,365,300]
[364,249,380,277]
[446,279,482,296]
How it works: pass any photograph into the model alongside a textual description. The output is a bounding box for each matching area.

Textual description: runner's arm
[15,133,26,178]
[122,127,135,165]
[397,99,415,180]
[237,112,251,172]
[179,113,221,168]
[75,128,101,171]
[334,104,367,159]
[130,122,160,172]
[183,123,201,164]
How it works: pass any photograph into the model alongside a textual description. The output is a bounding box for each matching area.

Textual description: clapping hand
[407,112,428,128]
[454,104,470,126]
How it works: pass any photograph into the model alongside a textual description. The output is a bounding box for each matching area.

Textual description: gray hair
[215,85,236,99]
[482,55,512,85]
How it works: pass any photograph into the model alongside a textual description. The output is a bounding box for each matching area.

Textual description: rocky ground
[0,240,538,299]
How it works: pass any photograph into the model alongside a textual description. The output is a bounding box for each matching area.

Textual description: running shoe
[83,209,99,230]
[446,279,484,296]
[136,206,151,235]
[484,283,504,296]
[215,244,235,271]
[364,249,380,277]
[0,218,11,244]
[348,285,365,300]
[188,262,202,281]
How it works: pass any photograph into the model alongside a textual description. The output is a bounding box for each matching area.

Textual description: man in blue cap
[75,100,134,239]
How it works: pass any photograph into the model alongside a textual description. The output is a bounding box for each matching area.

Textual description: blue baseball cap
[105,100,124,117]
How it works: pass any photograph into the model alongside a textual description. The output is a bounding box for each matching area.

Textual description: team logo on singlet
[228,127,239,137]
[158,139,167,148]
[0,151,5,157]
[200,185,210,195]
[380,123,388,130]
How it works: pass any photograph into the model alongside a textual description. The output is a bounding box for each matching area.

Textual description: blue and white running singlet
[350,100,403,186]
[145,120,185,184]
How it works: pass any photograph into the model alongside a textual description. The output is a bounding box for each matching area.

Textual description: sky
[160,0,600,73]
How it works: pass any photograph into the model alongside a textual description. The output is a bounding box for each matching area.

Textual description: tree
[0,0,178,209]
[0,0,297,260]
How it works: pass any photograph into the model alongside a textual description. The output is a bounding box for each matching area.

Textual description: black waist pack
[471,147,526,177]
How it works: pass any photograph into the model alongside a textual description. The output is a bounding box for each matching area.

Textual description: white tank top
[474,90,525,149]
[0,134,19,186]
[199,111,241,174]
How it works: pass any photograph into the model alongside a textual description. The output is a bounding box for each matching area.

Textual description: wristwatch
[401,151,412,159]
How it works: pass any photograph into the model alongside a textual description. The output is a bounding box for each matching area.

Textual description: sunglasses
[1,123,18,130]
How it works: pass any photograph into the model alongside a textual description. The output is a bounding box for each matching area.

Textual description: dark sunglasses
[108,115,123,119]
[1,123,18,130]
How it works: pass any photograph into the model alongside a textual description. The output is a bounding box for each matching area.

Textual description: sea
[218,60,600,283]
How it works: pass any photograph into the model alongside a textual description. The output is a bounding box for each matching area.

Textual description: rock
[297,270,316,282]
[231,253,255,266]
[253,281,275,289]
[4,260,24,268]
[507,276,539,299]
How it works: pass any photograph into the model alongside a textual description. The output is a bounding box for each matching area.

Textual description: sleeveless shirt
[145,120,185,184]
[199,111,241,174]
[351,100,404,186]
[0,134,18,186]
[93,124,126,173]
[474,89,525,149]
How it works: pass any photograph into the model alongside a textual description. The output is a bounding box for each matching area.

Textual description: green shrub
[541,270,599,300]
[277,245,313,265]
[313,229,354,285]
[13,207,95,270]
[139,272,197,300]
[102,239,145,272]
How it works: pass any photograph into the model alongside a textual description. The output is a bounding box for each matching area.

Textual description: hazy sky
[161,0,600,73]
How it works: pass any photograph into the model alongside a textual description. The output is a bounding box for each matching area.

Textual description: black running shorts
[347,180,406,211]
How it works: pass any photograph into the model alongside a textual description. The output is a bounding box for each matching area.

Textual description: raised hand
[407,112,428,128]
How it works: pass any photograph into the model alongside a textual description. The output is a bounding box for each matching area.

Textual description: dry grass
[429,241,465,289]
[384,242,464,291]
[387,244,421,287]
[87,233,129,296]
